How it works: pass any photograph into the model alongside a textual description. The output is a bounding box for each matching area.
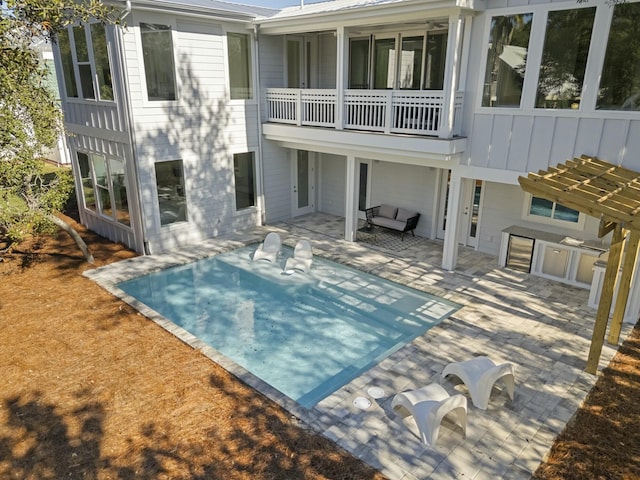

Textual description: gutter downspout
[254,24,266,226]
[115,1,151,254]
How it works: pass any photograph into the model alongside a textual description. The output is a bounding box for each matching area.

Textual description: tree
[0,0,117,262]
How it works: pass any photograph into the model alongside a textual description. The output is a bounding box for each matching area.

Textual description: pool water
[117,245,461,408]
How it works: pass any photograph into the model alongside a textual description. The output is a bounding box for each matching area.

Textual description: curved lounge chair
[284,239,313,273]
[252,232,281,262]
[392,383,467,447]
[441,356,515,410]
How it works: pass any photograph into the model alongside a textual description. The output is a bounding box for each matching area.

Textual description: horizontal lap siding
[123,13,260,252]
[261,140,290,222]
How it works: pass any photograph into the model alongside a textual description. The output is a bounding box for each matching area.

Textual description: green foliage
[0,1,115,245]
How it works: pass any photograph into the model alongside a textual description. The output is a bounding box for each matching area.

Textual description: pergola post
[608,229,640,345]
[586,224,624,374]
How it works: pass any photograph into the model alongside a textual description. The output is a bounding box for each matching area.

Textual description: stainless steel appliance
[505,234,535,273]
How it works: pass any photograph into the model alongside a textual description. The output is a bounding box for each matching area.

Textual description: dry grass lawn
[1,215,638,479]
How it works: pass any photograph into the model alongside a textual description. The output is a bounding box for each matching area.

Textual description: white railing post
[295,89,302,126]
[384,90,393,134]
[335,26,346,130]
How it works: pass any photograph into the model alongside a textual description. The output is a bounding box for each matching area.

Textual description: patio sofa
[365,204,420,240]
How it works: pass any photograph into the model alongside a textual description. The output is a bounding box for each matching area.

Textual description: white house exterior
[53,0,640,322]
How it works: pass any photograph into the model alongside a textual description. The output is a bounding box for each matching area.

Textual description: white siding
[369,161,438,238]
[477,182,608,256]
[121,12,261,252]
[261,139,291,222]
[319,153,345,216]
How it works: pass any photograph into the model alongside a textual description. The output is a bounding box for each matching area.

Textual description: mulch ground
[0,214,639,479]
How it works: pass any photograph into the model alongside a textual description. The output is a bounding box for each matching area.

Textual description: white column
[442,172,463,270]
[335,26,347,130]
[344,154,358,242]
[440,15,464,139]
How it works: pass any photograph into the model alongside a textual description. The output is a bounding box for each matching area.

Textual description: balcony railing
[265,88,463,137]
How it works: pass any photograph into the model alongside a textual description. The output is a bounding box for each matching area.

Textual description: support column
[335,26,347,130]
[442,172,462,270]
[440,15,463,139]
[344,154,358,242]
[586,224,624,374]
[608,229,640,345]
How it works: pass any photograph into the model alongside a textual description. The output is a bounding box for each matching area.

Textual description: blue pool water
[117,245,461,408]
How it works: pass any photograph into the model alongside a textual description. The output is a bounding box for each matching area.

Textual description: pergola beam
[519,156,640,374]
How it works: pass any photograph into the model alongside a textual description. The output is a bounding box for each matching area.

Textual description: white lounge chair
[252,232,281,263]
[284,239,313,273]
[441,356,515,410]
[392,383,467,447]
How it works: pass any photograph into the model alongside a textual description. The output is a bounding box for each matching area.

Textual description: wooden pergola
[518,155,640,374]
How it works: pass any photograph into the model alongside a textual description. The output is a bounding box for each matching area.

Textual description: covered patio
[86,212,632,479]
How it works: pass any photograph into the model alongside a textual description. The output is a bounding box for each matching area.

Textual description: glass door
[292,150,315,216]
[287,36,305,88]
[357,160,371,220]
[373,36,397,89]
[349,37,370,89]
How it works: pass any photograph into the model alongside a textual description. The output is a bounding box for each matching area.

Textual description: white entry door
[437,171,483,247]
[292,150,315,216]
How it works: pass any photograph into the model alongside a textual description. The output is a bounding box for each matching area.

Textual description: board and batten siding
[121,13,261,252]
[261,140,292,223]
[466,114,640,174]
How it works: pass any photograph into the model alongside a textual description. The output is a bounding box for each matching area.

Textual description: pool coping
[84,224,633,480]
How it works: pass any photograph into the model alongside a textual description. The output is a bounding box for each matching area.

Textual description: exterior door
[287,37,305,88]
[437,171,483,247]
[357,160,372,220]
[292,150,315,216]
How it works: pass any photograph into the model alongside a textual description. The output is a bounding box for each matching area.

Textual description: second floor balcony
[265,88,464,138]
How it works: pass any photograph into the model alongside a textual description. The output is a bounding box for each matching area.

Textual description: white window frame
[58,23,116,104]
[223,27,257,104]
[231,149,259,215]
[522,193,586,230]
[135,15,180,107]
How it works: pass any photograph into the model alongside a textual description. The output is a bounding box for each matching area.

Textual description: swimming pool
[117,245,461,408]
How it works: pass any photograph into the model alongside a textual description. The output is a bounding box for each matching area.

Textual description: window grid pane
[77,152,95,210]
[141,23,177,101]
[155,160,187,225]
[90,23,114,101]
[109,158,130,226]
[228,33,253,100]
[536,8,595,109]
[234,152,256,210]
[58,30,78,97]
[597,3,640,110]
[482,14,533,107]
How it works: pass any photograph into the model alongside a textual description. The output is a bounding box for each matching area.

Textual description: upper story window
[140,23,177,101]
[536,7,595,109]
[227,32,253,100]
[597,2,640,111]
[233,152,256,210]
[482,13,533,108]
[57,23,113,101]
[348,31,448,90]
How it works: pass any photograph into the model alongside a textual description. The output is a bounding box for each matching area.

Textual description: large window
[525,195,582,226]
[233,152,256,210]
[140,23,177,101]
[155,160,187,225]
[597,3,640,111]
[76,151,130,225]
[425,32,447,90]
[349,38,370,88]
[373,37,396,89]
[227,32,253,100]
[536,8,595,109]
[399,36,423,90]
[482,14,533,107]
[58,23,113,101]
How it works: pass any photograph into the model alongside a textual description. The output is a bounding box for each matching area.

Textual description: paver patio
[85,213,632,480]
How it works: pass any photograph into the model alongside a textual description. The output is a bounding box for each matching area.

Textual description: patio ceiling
[518,155,640,235]
[518,155,640,375]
